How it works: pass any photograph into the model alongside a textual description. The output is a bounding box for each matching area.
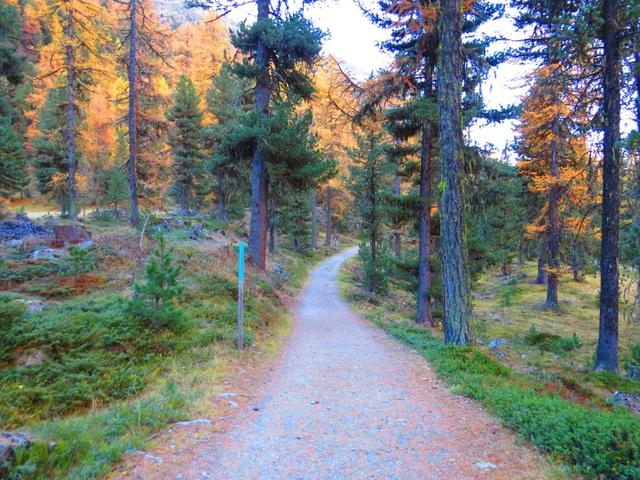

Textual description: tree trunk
[127,0,140,226]
[324,186,332,247]
[596,0,622,372]
[65,8,77,220]
[268,196,275,255]
[545,121,560,309]
[393,174,401,257]
[310,189,317,249]
[216,174,228,221]
[248,0,270,270]
[536,236,547,284]
[416,64,434,326]
[437,0,471,345]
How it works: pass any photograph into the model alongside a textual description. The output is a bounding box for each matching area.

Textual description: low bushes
[377,322,640,479]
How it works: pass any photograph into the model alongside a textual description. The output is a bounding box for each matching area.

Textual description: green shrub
[0,262,59,283]
[126,234,186,332]
[375,321,639,478]
[631,344,640,365]
[498,283,524,307]
[525,326,582,356]
[58,247,98,277]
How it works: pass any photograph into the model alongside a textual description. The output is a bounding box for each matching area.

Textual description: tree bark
[324,186,332,247]
[127,0,140,226]
[392,174,401,257]
[416,63,434,326]
[65,8,77,220]
[596,0,622,372]
[536,236,547,284]
[545,121,560,309]
[248,0,270,269]
[268,195,275,254]
[437,0,472,345]
[310,189,317,249]
[216,171,228,221]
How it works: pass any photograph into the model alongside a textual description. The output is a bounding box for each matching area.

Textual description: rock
[521,353,527,360]
[228,400,239,408]
[31,248,69,261]
[25,300,44,313]
[172,419,213,427]
[4,239,23,247]
[496,352,506,360]
[0,432,32,469]
[610,391,640,415]
[16,349,46,367]
[53,224,91,246]
[77,239,94,250]
[628,365,640,381]
[217,392,236,398]
[489,339,505,350]
[475,461,497,471]
[132,450,163,464]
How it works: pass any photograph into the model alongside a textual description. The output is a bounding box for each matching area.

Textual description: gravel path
[117,248,549,479]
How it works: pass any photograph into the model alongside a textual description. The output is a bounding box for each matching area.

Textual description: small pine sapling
[127,234,186,331]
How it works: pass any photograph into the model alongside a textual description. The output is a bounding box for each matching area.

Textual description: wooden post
[237,241,245,350]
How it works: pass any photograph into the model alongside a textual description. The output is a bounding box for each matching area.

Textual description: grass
[0,215,335,478]
[340,259,640,479]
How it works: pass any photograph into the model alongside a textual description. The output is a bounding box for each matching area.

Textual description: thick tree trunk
[127,0,139,226]
[65,8,77,220]
[310,189,317,249]
[437,0,471,345]
[536,236,547,284]
[596,0,622,372]
[248,0,270,269]
[545,121,560,309]
[324,186,332,247]
[416,64,434,326]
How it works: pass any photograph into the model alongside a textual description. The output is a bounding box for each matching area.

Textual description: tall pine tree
[168,75,205,213]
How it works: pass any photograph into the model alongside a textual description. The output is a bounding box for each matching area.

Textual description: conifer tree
[349,127,390,294]
[33,87,69,214]
[205,64,252,221]
[0,117,27,198]
[0,1,27,198]
[188,0,324,268]
[168,75,205,213]
[438,0,472,344]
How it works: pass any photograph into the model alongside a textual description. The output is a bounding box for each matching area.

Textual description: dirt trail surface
[115,248,549,479]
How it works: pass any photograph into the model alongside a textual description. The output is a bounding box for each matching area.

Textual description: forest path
[117,248,549,479]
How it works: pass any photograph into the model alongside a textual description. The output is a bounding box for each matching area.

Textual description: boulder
[53,224,91,246]
[31,248,69,261]
[628,365,640,382]
[0,432,32,470]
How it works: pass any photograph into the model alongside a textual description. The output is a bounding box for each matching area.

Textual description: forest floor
[113,247,555,480]
[0,211,335,478]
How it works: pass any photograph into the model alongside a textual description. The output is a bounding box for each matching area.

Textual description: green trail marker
[237,241,245,350]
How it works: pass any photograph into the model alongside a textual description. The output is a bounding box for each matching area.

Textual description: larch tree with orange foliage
[518,64,594,310]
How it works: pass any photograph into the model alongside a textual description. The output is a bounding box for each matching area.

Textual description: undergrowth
[0,232,329,479]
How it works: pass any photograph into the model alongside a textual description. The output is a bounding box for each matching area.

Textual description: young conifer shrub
[126,234,186,331]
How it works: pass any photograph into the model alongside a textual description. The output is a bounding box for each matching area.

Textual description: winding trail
[118,248,549,479]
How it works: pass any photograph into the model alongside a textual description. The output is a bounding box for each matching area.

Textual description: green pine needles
[127,234,186,331]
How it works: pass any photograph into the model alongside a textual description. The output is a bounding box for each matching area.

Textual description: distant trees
[349,128,389,294]
[168,75,205,213]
